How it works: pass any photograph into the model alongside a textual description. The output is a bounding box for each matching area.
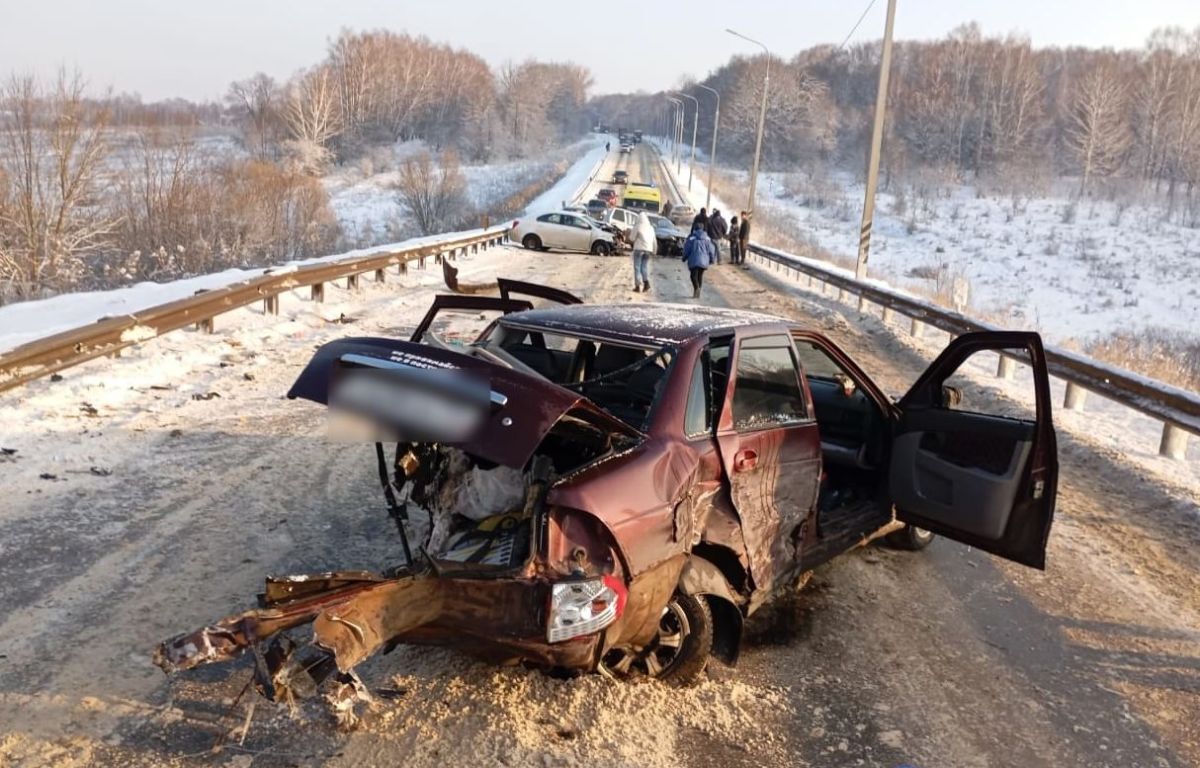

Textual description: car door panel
[715,333,821,601]
[891,331,1058,569]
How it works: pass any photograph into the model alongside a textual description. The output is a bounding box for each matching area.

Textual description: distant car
[620,144,633,155]
[585,198,609,218]
[668,203,696,227]
[597,188,618,205]
[512,211,616,255]
[613,170,629,184]
[648,214,684,255]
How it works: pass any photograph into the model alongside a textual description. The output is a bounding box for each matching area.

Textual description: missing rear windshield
[483,324,674,430]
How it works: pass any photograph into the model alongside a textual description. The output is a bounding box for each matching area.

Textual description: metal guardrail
[746,243,1199,459]
[0,227,509,394]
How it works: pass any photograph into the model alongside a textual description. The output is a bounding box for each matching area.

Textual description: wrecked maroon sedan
[156,285,1058,714]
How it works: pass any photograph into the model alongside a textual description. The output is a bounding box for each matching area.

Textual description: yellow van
[621,182,662,214]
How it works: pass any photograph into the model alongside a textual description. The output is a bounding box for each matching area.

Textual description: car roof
[499,302,793,346]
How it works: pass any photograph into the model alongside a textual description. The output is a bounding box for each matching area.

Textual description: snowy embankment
[325,138,604,245]
[664,140,1200,345]
[0,141,608,356]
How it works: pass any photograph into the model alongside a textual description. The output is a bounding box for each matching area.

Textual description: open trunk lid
[287,337,642,468]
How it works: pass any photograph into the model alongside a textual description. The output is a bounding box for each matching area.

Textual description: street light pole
[727,28,770,217]
[666,96,683,169]
[674,92,700,192]
[696,84,720,209]
[855,0,898,281]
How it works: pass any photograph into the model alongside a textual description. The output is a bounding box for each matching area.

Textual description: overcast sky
[2,0,1198,102]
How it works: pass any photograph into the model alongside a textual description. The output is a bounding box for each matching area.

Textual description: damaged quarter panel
[548,437,701,577]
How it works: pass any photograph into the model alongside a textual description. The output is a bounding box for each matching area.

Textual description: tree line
[0,29,593,302]
[594,25,1200,215]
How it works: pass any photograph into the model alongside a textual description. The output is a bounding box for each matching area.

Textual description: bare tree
[1065,63,1132,196]
[283,66,342,174]
[0,71,116,299]
[226,73,282,159]
[393,150,467,235]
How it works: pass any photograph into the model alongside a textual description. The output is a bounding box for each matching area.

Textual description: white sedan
[512,211,617,255]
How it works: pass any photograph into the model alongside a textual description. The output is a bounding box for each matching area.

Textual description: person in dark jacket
[682,223,717,299]
[662,199,673,220]
[706,209,728,264]
[737,211,752,267]
[728,215,740,264]
[692,207,708,230]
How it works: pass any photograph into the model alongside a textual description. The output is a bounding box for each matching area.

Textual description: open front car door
[889,331,1059,569]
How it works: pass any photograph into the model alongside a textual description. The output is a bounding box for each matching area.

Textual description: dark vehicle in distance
[585,198,609,217]
[613,169,629,184]
[156,291,1059,716]
[596,188,618,205]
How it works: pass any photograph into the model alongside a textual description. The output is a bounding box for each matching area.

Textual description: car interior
[487,324,672,430]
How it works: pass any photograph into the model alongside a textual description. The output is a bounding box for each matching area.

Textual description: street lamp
[674,92,700,192]
[726,28,770,217]
[696,84,720,209]
[666,96,683,171]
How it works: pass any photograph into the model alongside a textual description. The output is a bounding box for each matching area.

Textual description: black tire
[600,592,713,685]
[522,234,542,251]
[591,240,613,256]
[885,524,935,551]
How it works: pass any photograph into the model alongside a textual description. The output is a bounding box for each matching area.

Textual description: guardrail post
[196,317,215,334]
[881,306,894,324]
[375,268,386,283]
[311,283,324,302]
[996,354,1016,380]
[1063,382,1088,411]
[264,295,279,315]
[419,255,426,269]
[472,243,478,255]
[435,252,443,265]
[910,317,923,338]
[1159,423,1189,460]
[399,260,408,275]
[346,274,359,291]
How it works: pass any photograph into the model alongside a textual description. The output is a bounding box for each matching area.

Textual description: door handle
[734,449,758,473]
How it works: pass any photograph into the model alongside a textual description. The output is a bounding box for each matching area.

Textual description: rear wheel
[599,593,712,685]
[522,234,543,251]
[886,524,935,551]
[591,240,613,256]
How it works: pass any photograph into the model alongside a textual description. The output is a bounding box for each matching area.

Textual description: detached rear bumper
[154,570,598,701]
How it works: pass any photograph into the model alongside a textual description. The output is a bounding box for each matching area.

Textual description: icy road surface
[0,143,1197,767]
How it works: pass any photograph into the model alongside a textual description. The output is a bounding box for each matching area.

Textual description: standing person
[738,211,752,267]
[728,215,740,265]
[707,209,728,264]
[682,223,717,299]
[606,141,611,152]
[630,212,656,293]
[692,207,709,231]
[662,199,673,220]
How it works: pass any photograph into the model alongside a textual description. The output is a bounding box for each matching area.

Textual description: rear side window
[732,336,807,430]
[683,338,732,438]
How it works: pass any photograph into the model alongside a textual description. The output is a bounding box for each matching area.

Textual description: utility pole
[727,29,770,217]
[697,84,720,210]
[854,0,897,282]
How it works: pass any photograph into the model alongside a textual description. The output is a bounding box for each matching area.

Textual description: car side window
[568,216,592,230]
[731,335,807,431]
[793,340,847,380]
[684,339,731,438]
[538,213,561,225]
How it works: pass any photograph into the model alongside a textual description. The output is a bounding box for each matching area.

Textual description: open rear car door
[889,331,1059,569]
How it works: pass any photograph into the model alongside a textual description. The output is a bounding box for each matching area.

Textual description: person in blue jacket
[682,223,717,299]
